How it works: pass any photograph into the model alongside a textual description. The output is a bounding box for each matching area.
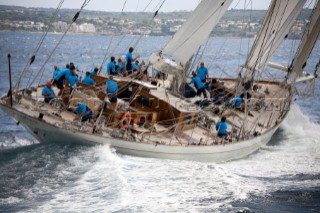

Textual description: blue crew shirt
[75,102,87,114]
[42,86,55,99]
[231,96,243,107]
[53,68,61,78]
[90,70,98,76]
[54,68,71,81]
[131,62,137,71]
[106,79,118,94]
[68,75,79,87]
[191,76,205,89]
[117,63,125,74]
[197,67,208,81]
[82,76,96,86]
[216,121,227,136]
[107,61,116,75]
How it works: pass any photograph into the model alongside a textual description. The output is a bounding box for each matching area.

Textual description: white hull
[0,104,283,162]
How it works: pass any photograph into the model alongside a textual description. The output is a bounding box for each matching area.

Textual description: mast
[287,0,320,83]
[243,0,307,83]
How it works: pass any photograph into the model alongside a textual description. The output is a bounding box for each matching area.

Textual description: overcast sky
[0,0,272,12]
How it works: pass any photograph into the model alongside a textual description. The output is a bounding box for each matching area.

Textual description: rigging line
[102,0,132,66]
[246,0,253,56]
[99,36,115,74]
[14,0,65,92]
[169,1,227,57]
[186,46,202,78]
[109,0,163,64]
[193,37,210,70]
[257,1,290,75]
[142,0,154,12]
[33,0,64,55]
[29,0,90,87]
[99,0,130,73]
[237,0,246,72]
[256,2,285,74]
[288,38,299,68]
[132,0,166,49]
[246,1,278,80]
[136,0,140,12]
[25,68,35,90]
[232,0,242,9]
[152,0,163,12]
[289,0,320,73]
[121,0,128,13]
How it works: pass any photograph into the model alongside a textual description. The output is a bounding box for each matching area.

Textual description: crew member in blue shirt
[116,58,125,75]
[133,60,141,72]
[196,61,209,83]
[190,72,207,98]
[74,102,94,124]
[106,75,118,106]
[230,93,245,108]
[106,75,118,95]
[90,67,99,76]
[68,66,79,88]
[42,80,55,103]
[54,65,72,96]
[53,65,61,78]
[82,71,96,86]
[216,116,228,137]
[131,61,137,72]
[107,56,116,75]
[126,46,140,74]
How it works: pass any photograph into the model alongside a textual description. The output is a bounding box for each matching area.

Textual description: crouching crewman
[73,102,94,125]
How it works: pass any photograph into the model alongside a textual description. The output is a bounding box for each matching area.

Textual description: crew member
[190,72,207,98]
[216,116,228,137]
[74,102,94,124]
[107,56,116,75]
[42,80,55,103]
[82,71,96,86]
[126,46,140,74]
[196,62,209,83]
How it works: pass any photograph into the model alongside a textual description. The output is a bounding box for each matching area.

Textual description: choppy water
[0,32,319,212]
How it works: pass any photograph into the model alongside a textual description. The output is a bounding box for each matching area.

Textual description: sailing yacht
[0,0,319,162]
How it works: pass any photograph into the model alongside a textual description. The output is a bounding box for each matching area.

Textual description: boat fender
[122,112,132,122]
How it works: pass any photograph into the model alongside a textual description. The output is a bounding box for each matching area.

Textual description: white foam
[10,106,320,212]
[0,196,21,205]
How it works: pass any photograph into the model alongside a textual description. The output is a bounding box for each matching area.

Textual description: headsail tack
[244,0,307,81]
[163,0,233,66]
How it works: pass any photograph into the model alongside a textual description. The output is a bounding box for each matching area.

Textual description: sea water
[0,32,319,212]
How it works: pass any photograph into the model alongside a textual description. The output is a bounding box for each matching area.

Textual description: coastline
[0,30,252,39]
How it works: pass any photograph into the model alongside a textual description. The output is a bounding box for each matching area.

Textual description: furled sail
[162,0,233,66]
[287,0,320,83]
[244,0,307,81]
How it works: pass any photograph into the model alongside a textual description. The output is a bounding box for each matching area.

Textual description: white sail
[244,0,307,81]
[162,0,233,66]
[288,0,320,83]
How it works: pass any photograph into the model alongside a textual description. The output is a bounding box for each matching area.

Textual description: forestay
[163,0,232,66]
[288,0,320,83]
[244,0,307,81]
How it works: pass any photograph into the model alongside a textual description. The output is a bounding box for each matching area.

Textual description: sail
[244,0,307,81]
[162,0,233,66]
[288,0,320,83]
